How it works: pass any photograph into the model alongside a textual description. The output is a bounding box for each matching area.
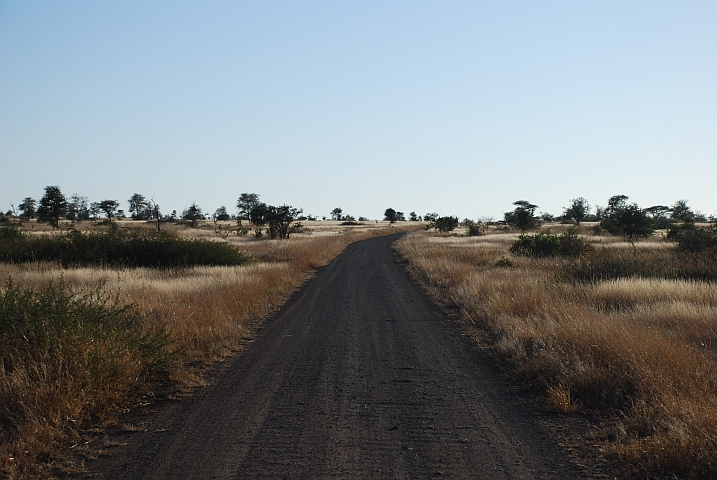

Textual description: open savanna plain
[395,225,717,479]
[0,219,420,478]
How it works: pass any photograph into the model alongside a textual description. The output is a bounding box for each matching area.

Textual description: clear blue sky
[2,1,715,220]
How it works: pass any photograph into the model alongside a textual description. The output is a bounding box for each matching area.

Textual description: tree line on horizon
[3,186,435,230]
[500,196,713,242]
[3,187,714,240]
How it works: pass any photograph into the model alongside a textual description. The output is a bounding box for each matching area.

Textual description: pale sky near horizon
[1,1,715,220]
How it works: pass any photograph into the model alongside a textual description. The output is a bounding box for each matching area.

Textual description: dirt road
[88,233,595,479]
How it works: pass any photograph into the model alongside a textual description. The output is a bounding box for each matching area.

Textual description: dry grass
[395,228,717,478]
[0,220,420,478]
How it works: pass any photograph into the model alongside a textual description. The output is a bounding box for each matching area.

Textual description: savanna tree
[237,193,261,221]
[563,197,590,225]
[182,203,204,226]
[128,193,152,220]
[600,195,654,242]
[250,203,268,225]
[433,216,459,232]
[331,208,344,221]
[67,194,90,221]
[645,205,670,229]
[670,199,695,223]
[265,205,303,239]
[37,186,67,227]
[98,200,120,221]
[18,197,36,221]
[504,200,539,231]
[384,208,399,224]
[213,206,230,221]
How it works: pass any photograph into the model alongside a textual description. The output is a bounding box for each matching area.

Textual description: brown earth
[85,233,607,479]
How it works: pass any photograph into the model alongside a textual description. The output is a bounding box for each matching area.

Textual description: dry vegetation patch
[0,220,420,478]
[395,228,717,478]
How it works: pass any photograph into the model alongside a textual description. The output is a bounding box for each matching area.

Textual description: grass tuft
[0,279,173,478]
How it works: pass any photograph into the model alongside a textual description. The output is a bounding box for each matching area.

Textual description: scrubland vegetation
[0,219,419,478]
[395,224,717,478]
[0,224,250,268]
[3,185,716,478]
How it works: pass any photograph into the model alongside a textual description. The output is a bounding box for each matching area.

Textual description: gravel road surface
[88,233,596,479]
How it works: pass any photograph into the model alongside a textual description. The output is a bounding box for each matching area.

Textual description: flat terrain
[87,233,595,479]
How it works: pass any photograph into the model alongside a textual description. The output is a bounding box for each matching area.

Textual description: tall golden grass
[395,228,717,478]
[0,220,420,478]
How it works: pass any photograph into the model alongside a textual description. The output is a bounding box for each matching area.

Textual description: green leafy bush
[667,223,717,254]
[510,232,560,257]
[556,227,592,256]
[0,227,251,268]
[432,216,459,233]
[510,228,591,258]
[599,196,655,242]
[465,220,485,237]
[0,224,22,241]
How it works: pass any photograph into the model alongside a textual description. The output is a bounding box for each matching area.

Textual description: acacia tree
[433,216,459,232]
[599,195,628,233]
[330,208,344,221]
[98,200,120,221]
[67,194,89,221]
[504,200,539,231]
[670,200,695,223]
[645,205,670,229]
[89,202,101,221]
[249,203,268,225]
[265,205,303,239]
[600,195,654,242]
[237,193,261,222]
[128,193,152,220]
[384,208,398,224]
[18,197,36,221]
[213,206,230,222]
[37,186,67,228]
[182,203,204,226]
[563,197,590,225]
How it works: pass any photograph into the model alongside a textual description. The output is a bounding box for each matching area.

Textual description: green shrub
[0,279,173,376]
[466,221,485,237]
[0,224,22,241]
[433,216,459,233]
[556,227,592,256]
[0,227,251,268]
[600,201,655,242]
[510,232,559,257]
[667,223,717,253]
[510,228,591,258]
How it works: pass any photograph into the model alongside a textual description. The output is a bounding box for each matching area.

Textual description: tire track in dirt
[87,233,596,479]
